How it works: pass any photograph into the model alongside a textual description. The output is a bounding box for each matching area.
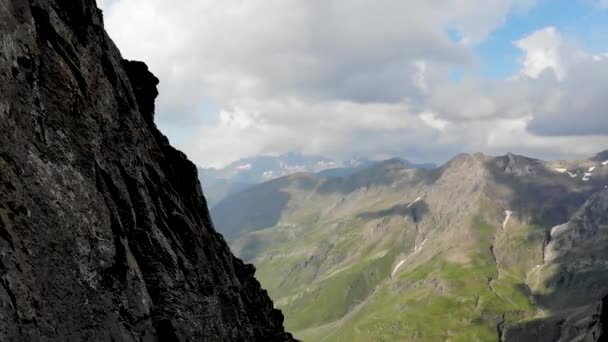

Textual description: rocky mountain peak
[491,152,542,176]
[437,153,489,183]
[442,152,487,168]
[593,150,608,162]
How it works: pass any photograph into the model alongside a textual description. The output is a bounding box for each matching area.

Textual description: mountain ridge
[199,153,435,205]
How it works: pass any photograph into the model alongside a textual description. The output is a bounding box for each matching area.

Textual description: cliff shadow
[210,177,292,241]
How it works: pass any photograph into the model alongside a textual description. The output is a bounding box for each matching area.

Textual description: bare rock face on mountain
[505,190,608,342]
[0,1,292,341]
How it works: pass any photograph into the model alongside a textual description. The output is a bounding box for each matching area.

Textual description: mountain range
[211,150,608,341]
[198,152,435,205]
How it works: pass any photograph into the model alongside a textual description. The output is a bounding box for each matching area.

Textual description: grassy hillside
[250,207,545,341]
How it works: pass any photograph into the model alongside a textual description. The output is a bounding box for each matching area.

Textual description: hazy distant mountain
[316,157,435,178]
[211,150,608,341]
[198,152,435,205]
[198,153,334,205]
[201,152,337,184]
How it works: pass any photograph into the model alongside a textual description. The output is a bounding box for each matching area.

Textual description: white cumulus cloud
[97,0,608,167]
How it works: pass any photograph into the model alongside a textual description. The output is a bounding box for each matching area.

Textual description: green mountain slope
[212,152,608,341]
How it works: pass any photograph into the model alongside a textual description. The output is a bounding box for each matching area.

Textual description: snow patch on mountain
[550,223,569,238]
[502,210,513,229]
[407,196,422,208]
[391,239,428,278]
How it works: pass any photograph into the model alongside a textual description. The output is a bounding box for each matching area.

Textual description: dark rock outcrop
[0,0,292,340]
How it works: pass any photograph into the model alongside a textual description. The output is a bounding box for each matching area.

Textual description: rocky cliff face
[0,0,292,340]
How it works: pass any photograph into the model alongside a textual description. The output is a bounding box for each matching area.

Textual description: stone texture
[0,0,292,340]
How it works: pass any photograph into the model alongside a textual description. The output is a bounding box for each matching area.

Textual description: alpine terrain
[213,152,608,341]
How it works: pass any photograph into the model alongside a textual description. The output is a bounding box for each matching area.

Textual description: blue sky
[100,0,608,167]
[476,0,608,78]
